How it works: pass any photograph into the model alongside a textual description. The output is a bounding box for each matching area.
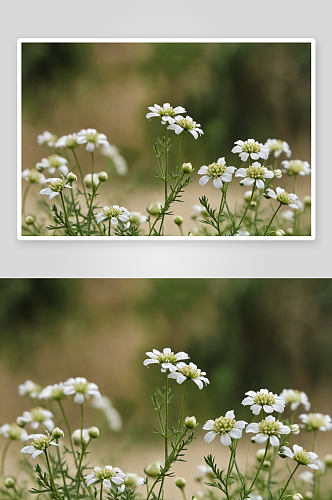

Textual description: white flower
[234,230,250,236]
[39,383,66,401]
[91,396,122,432]
[18,408,54,432]
[63,377,101,404]
[246,415,290,447]
[123,473,145,488]
[22,169,46,185]
[95,206,130,226]
[0,423,28,442]
[299,413,332,432]
[280,389,311,411]
[143,348,189,372]
[198,157,236,189]
[265,139,291,158]
[279,445,319,469]
[203,410,247,446]
[37,131,57,148]
[18,380,42,399]
[76,128,109,152]
[235,162,274,189]
[168,362,209,390]
[83,173,100,190]
[72,429,90,446]
[129,212,148,225]
[232,139,269,162]
[242,389,285,415]
[85,466,125,489]
[146,103,186,122]
[282,160,311,176]
[55,134,80,149]
[299,471,314,484]
[282,210,295,222]
[21,433,58,459]
[39,178,72,200]
[167,115,203,139]
[265,187,299,209]
[101,145,128,175]
[36,154,69,176]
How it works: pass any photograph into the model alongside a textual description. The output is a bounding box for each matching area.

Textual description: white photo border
[17,37,316,241]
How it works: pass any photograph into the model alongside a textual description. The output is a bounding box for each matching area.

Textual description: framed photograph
[17,38,315,239]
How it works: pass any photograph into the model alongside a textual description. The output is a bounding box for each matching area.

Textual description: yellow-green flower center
[31,435,52,451]
[47,154,64,168]
[242,141,261,153]
[305,414,326,429]
[246,165,265,179]
[66,136,78,148]
[7,424,24,441]
[176,117,197,131]
[30,408,48,423]
[159,107,176,117]
[27,169,43,184]
[85,132,99,143]
[157,352,177,364]
[51,386,65,400]
[94,467,117,481]
[284,391,302,403]
[103,207,121,219]
[213,417,235,434]
[287,161,305,174]
[276,191,291,205]
[253,393,276,406]
[50,179,66,192]
[258,419,280,436]
[179,365,200,379]
[206,163,227,178]
[73,381,89,394]
[270,140,284,151]
[293,449,311,465]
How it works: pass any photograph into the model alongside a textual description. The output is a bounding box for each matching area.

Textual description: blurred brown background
[21,42,312,234]
[0,279,330,495]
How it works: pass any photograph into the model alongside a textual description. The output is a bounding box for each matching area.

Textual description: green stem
[293,174,297,194]
[72,150,88,207]
[248,441,269,492]
[58,401,78,468]
[263,203,282,235]
[56,439,70,500]
[60,192,76,236]
[87,152,95,235]
[165,128,169,201]
[165,373,169,460]
[253,190,262,230]
[217,188,226,235]
[181,488,187,500]
[108,219,111,236]
[0,440,11,478]
[22,183,31,216]
[278,464,300,500]
[175,133,186,180]
[312,430,317,452]
[100,482,103,500]
[45,449,64,500]
[232,183,256,235]
[70,184,82,235]
[177,380,189,444]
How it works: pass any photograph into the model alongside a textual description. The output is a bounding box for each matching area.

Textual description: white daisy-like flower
[282,210,295,222]
[18,380,42,399]
[0,423,28,442]
[18,408,54,432]
[232,139,269,162]
[299,413,332,432]
[95,206,130,226]
[299,470,314,484]
[91,396,122,431]
[265,139,291,158]
[203,410,247,446]
[146,103,186,123]
[282,160,311,176]
[21,433,58,459]
[39,178,72,200]
[265,187,299,209]
[198,157,236,189]
[36,154,69,176]
[143,348,189,373]
[242,389,285,415]
[123,473,145,488]
[76,128,109,152]
[279,445,319,469]
[235,162,274,189]
[168,362,209,390]
[85,466,125,489]
[39,383,66,401]
[101,145,128,176]
[129,212,148,226]
[22,169,46,185]
[37,131,57,148]
[167,115,203,139]
[55,134,80,149]
[280,389,311,412]
[246,415,290,447]
[63,377,101,404]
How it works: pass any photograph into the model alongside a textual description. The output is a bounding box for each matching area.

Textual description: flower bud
[195,492,204,500]
[324,454,332,466]
[286,227,294,236]
[84,173,100,189]
[256,449,266,461]
[185,416,197,429]
[98,171,108,182]
[124,473,141,488]
[251,436,256,443]
[261,460,271,470]
[303,195,311,207]
[72,429,90,446]
[25,215,35,225]
[147,202,162,216]
[52,427,64,439]
[239,180,244,186]
[275,229,285,236]
[173,215,183,226]
[274,169,282,179]
[67,172,77,182]
[249,201,257,210]
[4,478,15,488]
[145,461,162,478]
[88,427,100,439]
[244,190,257,202]
[304,493,313,500]
[290,424,300,435]
[293,494,303,500]
[263,191,271,200]
[16,417,26,428]
[175,477,186,489]
[182,162,193,174]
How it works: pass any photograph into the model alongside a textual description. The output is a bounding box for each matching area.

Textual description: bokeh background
[21,42,312,234]
[0,279,331,495]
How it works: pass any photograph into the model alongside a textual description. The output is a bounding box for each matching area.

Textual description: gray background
[2,0,330,278]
